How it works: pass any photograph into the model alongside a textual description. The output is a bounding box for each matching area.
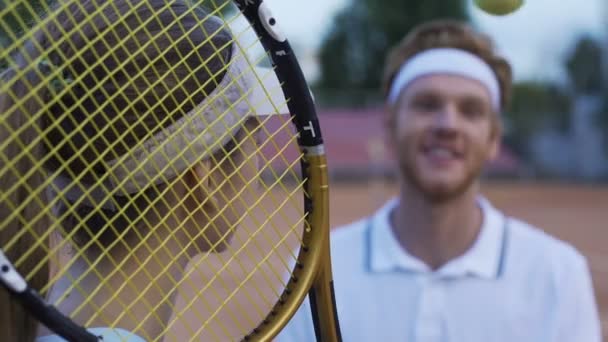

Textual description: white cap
[100,43,289,195]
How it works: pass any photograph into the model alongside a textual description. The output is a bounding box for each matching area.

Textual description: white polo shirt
[276,197,601,342]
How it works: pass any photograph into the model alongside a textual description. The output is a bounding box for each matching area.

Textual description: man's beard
[398,152,484,203]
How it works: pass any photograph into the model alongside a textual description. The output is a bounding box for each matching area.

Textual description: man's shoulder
[329,199,395,246]
[327,217,373,270]
[506,216,588,271]
[329,218,369,256]
[331,218,369,244]
[505,216,599,334]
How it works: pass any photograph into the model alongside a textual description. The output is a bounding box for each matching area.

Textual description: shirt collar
[368,196,506,279]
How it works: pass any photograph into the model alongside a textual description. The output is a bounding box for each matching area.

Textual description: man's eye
[460,101,487,119]
[412,97,440,111]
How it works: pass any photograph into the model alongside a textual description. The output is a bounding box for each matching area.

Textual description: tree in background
[0,0,235,70]
[503,36,606,172]
[315,0,468,107]
[0,0,53,69]
[502,82,571,160]
[564,35,607,159]
[0,0,50,39]
[598,99,608,155]
[565,36,604,95]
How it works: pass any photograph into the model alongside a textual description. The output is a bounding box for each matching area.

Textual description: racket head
[0,0,334,341]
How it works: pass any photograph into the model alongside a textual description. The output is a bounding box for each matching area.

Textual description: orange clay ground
[166,181,607,341]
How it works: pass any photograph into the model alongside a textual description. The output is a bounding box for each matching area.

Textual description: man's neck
[390,182,483,271]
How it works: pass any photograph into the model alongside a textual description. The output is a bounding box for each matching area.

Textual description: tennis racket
[0,0,341,341]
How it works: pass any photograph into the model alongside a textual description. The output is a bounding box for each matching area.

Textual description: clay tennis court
[167,181,607,341]
[169,112,607,340]
[320,107,608,338]
[331,180,608,340]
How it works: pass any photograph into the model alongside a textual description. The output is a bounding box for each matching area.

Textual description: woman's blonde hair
[1,0,237,339]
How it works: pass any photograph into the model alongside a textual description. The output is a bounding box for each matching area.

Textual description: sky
[262,0,607,84]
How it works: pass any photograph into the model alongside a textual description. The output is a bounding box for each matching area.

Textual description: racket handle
[309,241,342,342]
[18,289,100,342]
[1,249,99,341]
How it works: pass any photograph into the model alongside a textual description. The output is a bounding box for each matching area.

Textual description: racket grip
[309,240,342,342]
[18,288,100,342]
[1,249,98,341]
[304,153,341,342]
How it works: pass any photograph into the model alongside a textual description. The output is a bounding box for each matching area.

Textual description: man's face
[387,74,500,201]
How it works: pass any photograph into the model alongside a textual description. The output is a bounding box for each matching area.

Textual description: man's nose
[432,105,460,133]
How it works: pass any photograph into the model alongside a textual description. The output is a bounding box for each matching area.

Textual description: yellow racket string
[7,0,233,268]
[1,0,312,340]
[159,127,305,339]
[26,2,227,316]
[158,117,305,334]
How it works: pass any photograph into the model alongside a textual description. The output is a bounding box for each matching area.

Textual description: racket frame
[0,0,341,341]
[234,1,342,341]
[0,249,99,341]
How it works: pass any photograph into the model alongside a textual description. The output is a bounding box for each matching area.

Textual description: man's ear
[487,133,501,161]
[381,104,400,161]
[488,114,503,161]
[383,104,397,141]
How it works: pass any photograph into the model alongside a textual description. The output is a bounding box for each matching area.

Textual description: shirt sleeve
[556,254,602,342]
[274,295,317,342]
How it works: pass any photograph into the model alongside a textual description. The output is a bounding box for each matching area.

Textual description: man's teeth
[428,148,456,158]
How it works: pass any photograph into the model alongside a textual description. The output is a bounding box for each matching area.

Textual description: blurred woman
[0,0,284,340]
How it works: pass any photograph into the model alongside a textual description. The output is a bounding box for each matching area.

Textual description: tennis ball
[474,0,524,16]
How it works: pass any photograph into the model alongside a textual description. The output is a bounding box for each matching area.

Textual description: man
[276,20,601,341]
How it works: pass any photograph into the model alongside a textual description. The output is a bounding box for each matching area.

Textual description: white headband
[52,42,289,208]
[387,48,501,112]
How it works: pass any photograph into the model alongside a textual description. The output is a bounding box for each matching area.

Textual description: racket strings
[1,0,310,340]
[171,126,303,335]
[11,0,234,240]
